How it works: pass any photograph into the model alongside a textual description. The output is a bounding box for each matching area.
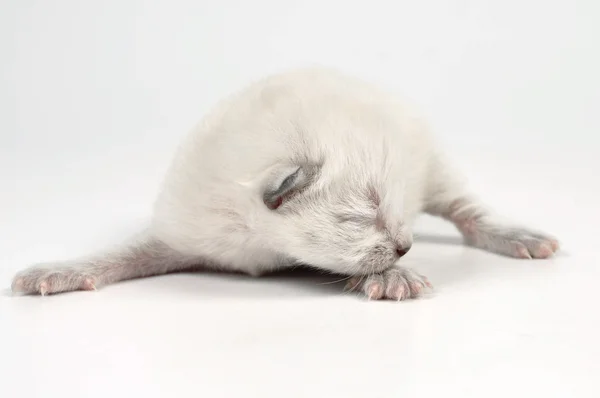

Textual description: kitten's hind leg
[11,233,202,295]
[422,153,559,259]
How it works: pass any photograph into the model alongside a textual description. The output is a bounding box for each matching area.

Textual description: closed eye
[336,213,376,227]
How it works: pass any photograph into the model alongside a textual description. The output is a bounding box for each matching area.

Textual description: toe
[364,275,385,300]
[39,281,48,296]
[344,276,363,292]
[394,285,408,300]
[423,277,433,289]
[532,243,554,259]
[11,277,24,293]
[366,283,384,300]
[82,278,97,291]
[385,280,408,300]
[515,243,532,259]
[408,281,425,297]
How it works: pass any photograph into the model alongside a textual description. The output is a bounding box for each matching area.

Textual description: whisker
[318,274,353,285]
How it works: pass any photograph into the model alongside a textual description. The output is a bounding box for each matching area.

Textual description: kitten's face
[261,164,413,275]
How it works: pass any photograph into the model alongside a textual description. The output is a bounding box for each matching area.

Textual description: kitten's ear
[263,167,302,210]
[262,164,321,210]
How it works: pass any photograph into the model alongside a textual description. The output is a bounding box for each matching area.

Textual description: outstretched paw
[459,220,560,259]
[12,264,98,295]
[345,266,433,301]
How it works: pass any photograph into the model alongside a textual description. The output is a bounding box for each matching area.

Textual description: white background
[1,1,599,397]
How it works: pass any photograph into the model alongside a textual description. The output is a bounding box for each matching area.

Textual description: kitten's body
[12,67,559,300]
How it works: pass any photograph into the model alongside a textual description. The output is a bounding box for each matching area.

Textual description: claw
[395,286,406,301]
[39,282,48,296]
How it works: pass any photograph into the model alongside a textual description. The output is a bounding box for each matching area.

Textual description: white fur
[11,67,559,299]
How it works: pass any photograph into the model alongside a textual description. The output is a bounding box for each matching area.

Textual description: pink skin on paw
[550,240,560,252]
[385,283,406,300]
[82,278,96,291]
[410,282,423,296]
[12,278,24,292]
[345,276,362,292]
[421,277,433,289]
[395,286,406,300]
[460,219,477,235]
[516,244,532,259]
[535,244,553,259]
[366,283,384,300]
[346,268,432,300]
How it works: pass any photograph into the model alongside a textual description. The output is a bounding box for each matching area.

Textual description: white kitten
[11,67,559,300]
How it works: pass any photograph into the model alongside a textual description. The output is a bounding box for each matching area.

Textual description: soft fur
[11,67,559,300]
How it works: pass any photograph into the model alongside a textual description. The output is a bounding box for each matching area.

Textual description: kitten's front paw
[12,264,97,295]
[345,266,433,301]
[460,221,560,259]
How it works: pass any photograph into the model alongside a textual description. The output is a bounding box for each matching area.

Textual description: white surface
[1,1,599,397]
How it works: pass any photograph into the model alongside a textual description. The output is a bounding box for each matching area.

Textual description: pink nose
[396,246,411,258]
